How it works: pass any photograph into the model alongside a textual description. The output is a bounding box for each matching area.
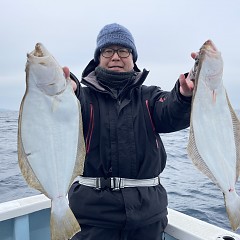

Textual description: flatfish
[18,43,85,240]
[187,40,240,231]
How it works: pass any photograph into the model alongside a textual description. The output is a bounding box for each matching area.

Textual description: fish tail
[225,191,240,231]
[50,197,80,240]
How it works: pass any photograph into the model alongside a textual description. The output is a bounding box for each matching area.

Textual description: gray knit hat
[94,23,138,63]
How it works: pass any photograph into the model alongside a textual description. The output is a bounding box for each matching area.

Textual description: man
[65,23,195,240]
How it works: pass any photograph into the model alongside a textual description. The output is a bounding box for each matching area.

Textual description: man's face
[98,45,134,72]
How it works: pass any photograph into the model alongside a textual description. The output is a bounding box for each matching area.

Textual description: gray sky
[1,0,240,110]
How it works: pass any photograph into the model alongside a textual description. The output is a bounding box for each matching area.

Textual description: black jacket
[68,60,191,229]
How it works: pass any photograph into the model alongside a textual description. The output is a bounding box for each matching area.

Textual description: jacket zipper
[86,104,94,153]
[145,100,159,148]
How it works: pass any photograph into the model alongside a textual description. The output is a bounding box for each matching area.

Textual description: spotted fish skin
[18,43,85,240]
[187,40,240,231]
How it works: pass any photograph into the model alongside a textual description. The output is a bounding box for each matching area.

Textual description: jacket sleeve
[151,77,192,133]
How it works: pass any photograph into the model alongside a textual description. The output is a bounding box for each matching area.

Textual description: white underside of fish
[191,84,236,190]
[18,43,85,240]
[20,82,79,196]
[188,48,240,231]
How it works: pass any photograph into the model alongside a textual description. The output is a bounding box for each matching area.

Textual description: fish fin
[51,96,61,112]
[50,197,80,240]
[224,191,240,231]
[18,105,48,196]
[225,91,240,180]
[187,122,220,188]
[213,90,217,103]
[70,100,86,186]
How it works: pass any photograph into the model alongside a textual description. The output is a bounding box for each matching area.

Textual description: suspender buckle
[112,177,121,191]
[95,177,122,191]
[95,177,111,190]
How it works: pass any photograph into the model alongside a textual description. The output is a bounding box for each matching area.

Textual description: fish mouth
[203,39,218,52]
[33,43,45,57]
[190,39,221,82]
[201,39,220,58]
[27,43,49,59]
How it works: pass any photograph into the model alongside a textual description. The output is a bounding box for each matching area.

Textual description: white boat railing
[0,194,50,222]
[0,194,240,240]
[0,195,51,240]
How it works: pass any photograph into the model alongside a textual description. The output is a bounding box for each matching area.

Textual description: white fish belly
[192,75,236,193]
[20,83,80,199]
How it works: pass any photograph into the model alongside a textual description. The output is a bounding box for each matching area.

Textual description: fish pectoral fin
[224,191,240,231]
[51,96,62,112]
[50,197,80,240]
[212,90,216,103]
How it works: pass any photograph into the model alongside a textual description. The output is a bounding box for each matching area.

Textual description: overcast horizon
[1,0,240,110]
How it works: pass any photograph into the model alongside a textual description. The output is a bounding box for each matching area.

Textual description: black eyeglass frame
[100,48,132,58]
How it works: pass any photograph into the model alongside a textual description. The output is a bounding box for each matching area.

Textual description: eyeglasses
[100,48,132,58]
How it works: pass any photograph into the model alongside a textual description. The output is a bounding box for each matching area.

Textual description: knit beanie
[94,23,138,63]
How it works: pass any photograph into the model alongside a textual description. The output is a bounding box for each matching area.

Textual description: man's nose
[111,51,120,60]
